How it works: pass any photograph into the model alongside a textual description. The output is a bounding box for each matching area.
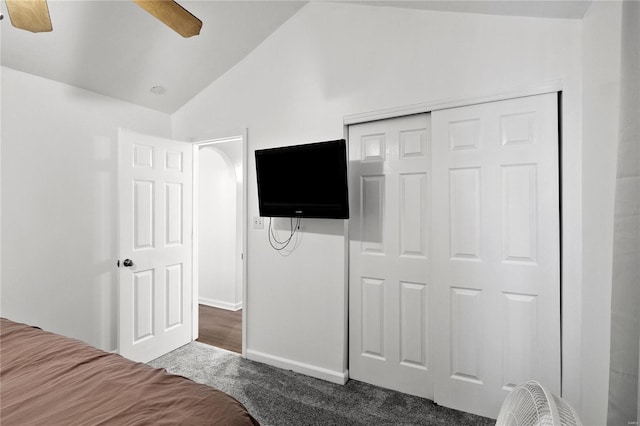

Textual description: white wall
[606,0,640,424]
[213,140,244,306]
[172,0,584,395]
[580,2,624,425]
[198,146,241,310]
[0,67,171,350]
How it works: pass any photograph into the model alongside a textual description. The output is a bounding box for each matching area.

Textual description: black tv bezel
[255,139,349,219]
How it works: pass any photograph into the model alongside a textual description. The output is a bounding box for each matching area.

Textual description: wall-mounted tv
[255,139,349,219]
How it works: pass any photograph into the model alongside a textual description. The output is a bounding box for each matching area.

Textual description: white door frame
[192,131,249,357]
[343,80,578,402]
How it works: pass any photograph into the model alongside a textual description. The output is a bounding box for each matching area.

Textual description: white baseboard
[199,297,242,311]
[246,349,348,385]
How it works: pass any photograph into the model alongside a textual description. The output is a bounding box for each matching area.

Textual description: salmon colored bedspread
[0,318,259,425]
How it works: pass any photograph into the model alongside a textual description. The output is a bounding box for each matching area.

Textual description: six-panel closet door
[348,92,560,419]
[431,93,560,418]
[348,113,433,399]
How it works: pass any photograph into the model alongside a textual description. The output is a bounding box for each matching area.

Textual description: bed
[0,318,260,425]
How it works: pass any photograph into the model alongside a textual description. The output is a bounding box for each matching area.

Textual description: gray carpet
[149,342,494,426]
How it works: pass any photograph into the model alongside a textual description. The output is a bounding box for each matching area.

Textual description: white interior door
[431,93,560,418]
[118,129,193,363]
[348,114,432,398]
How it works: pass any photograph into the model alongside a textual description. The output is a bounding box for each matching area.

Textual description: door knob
[123,259,134,267]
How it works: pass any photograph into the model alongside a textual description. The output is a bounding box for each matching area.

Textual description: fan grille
[553,394,581,426]
[496,381,582,426]
[496,382,556,426]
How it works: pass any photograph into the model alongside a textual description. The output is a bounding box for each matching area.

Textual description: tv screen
[255,139,349,219]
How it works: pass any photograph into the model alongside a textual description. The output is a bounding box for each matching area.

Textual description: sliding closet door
[348,114,432,399]
[431,93,560,418]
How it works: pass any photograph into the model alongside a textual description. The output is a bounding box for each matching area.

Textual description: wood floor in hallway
[196,304,242,354]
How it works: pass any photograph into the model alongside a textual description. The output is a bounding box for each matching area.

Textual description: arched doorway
[195,136,245,354]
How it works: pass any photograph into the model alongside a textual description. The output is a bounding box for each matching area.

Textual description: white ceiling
[0,0,591,114]
[0,0,307,113]
[348,1,591,19]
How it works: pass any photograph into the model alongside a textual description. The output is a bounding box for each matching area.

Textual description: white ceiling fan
[3,0,202,37]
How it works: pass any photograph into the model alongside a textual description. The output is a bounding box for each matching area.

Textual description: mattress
[0,318,259,425]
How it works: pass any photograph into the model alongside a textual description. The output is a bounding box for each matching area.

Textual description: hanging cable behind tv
[268,217,301,251]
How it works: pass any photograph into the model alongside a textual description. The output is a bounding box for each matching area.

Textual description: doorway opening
[193,135,247,355]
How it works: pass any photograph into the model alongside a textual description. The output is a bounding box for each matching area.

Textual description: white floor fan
[496,381,582,426]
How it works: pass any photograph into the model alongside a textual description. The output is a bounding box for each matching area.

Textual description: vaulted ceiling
[0,1,591,114]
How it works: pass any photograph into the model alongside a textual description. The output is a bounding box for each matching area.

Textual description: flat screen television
[255,139,349,219]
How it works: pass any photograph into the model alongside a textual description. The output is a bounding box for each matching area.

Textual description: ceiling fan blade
[133,0,202,38]
[5,0,53,33]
